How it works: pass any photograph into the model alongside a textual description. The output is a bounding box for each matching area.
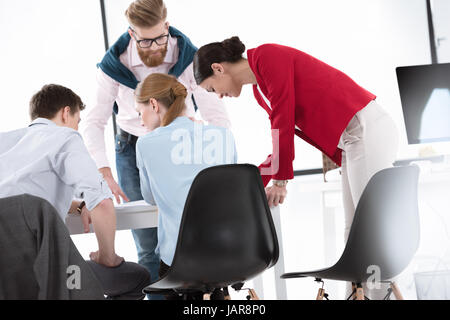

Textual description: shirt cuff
[90,150,110,169]
[84,179,114,211]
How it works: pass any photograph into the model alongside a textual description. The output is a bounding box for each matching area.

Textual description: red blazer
[247,44,376,186]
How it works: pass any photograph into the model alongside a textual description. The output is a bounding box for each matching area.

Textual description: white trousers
[338,100,399,299]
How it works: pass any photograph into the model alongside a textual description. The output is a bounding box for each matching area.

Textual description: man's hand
[80,206,92,233]
[68,201,92,233]
[99,167,130,204]
[265,184,288,208]
[89,251,124,267]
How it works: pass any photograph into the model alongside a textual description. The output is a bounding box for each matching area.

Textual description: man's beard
[137,44,168,67]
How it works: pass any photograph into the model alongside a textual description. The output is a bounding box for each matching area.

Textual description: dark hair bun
[221,36,246,60]
[193,36,246,84]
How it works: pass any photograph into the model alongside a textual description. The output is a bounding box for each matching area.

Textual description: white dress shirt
[0,118,113,220]
[82,34,231,169]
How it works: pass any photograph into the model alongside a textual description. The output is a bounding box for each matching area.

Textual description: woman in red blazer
[193,37,399,258]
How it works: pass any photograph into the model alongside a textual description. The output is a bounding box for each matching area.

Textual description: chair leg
[346,289,357,300]
[247,289,259,300]
[347,283,357,300]
[223,287,231,300]
[390,282,404,300]
[355,283,365,300]
[316,288,325,300]
[315,279,329,300]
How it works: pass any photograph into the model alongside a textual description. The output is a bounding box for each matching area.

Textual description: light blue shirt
[0,118,113,220]
[136,116,237,265]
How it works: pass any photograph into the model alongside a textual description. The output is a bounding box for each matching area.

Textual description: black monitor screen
[396,63,450,144]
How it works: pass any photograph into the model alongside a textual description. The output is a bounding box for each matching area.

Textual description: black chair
[282,165,420,300]
[143,164,279,300]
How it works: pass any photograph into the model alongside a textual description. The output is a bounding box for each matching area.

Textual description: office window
[433,0,450,63]
[0,0,105,132]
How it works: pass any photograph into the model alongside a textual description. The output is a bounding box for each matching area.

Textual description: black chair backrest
[168,164,279,289]
[334,165,420,282]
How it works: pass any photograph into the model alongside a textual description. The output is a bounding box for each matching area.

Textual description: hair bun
[221,36,246,59]
[172,82,187,98]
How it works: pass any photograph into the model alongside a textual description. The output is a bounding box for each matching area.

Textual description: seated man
[0,84,150,299]
[134,73,237,298]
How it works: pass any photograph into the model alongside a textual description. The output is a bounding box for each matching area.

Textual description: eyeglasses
[130,28,169,49]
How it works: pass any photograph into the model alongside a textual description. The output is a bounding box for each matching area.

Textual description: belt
[118,128,138,144]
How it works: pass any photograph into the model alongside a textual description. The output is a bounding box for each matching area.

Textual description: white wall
[0,0,105,130]
[433,0,450,63]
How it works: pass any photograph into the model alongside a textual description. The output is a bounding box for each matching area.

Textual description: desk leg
[251,206,287,300]
[322,191,338,297]
[252,276,264,300]
[271,205,288,300]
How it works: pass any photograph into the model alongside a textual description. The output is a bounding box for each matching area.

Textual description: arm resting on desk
[136,143,156,206]
[89,198,123,267]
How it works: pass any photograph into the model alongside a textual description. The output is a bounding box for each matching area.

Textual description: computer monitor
[396,63,450,144]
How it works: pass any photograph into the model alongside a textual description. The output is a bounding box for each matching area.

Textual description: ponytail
[161,83,187,126]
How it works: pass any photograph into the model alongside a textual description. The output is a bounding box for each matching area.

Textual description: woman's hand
[265,184,288,208]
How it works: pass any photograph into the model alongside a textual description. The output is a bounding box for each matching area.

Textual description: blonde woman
[134,74,237,293]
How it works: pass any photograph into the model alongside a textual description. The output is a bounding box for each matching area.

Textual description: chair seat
[142,286,175,295]
[281,265,379,283]
[143,275,186,294]
[281,267,332,280]
[143,273,239,294]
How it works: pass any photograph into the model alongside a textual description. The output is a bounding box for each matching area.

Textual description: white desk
[65,200,158,235]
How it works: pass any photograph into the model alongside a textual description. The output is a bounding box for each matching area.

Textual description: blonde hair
[125,0,167,28]
[135,73,187,127]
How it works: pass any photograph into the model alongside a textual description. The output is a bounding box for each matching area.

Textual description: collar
[172,116,191,124]
[130,33,177,68]
[97,26,196,90]
[29,118,57,127]
[164,116,193,129]
[149,116,191,136]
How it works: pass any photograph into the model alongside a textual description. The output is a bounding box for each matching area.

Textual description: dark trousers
[86,260,151,300]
